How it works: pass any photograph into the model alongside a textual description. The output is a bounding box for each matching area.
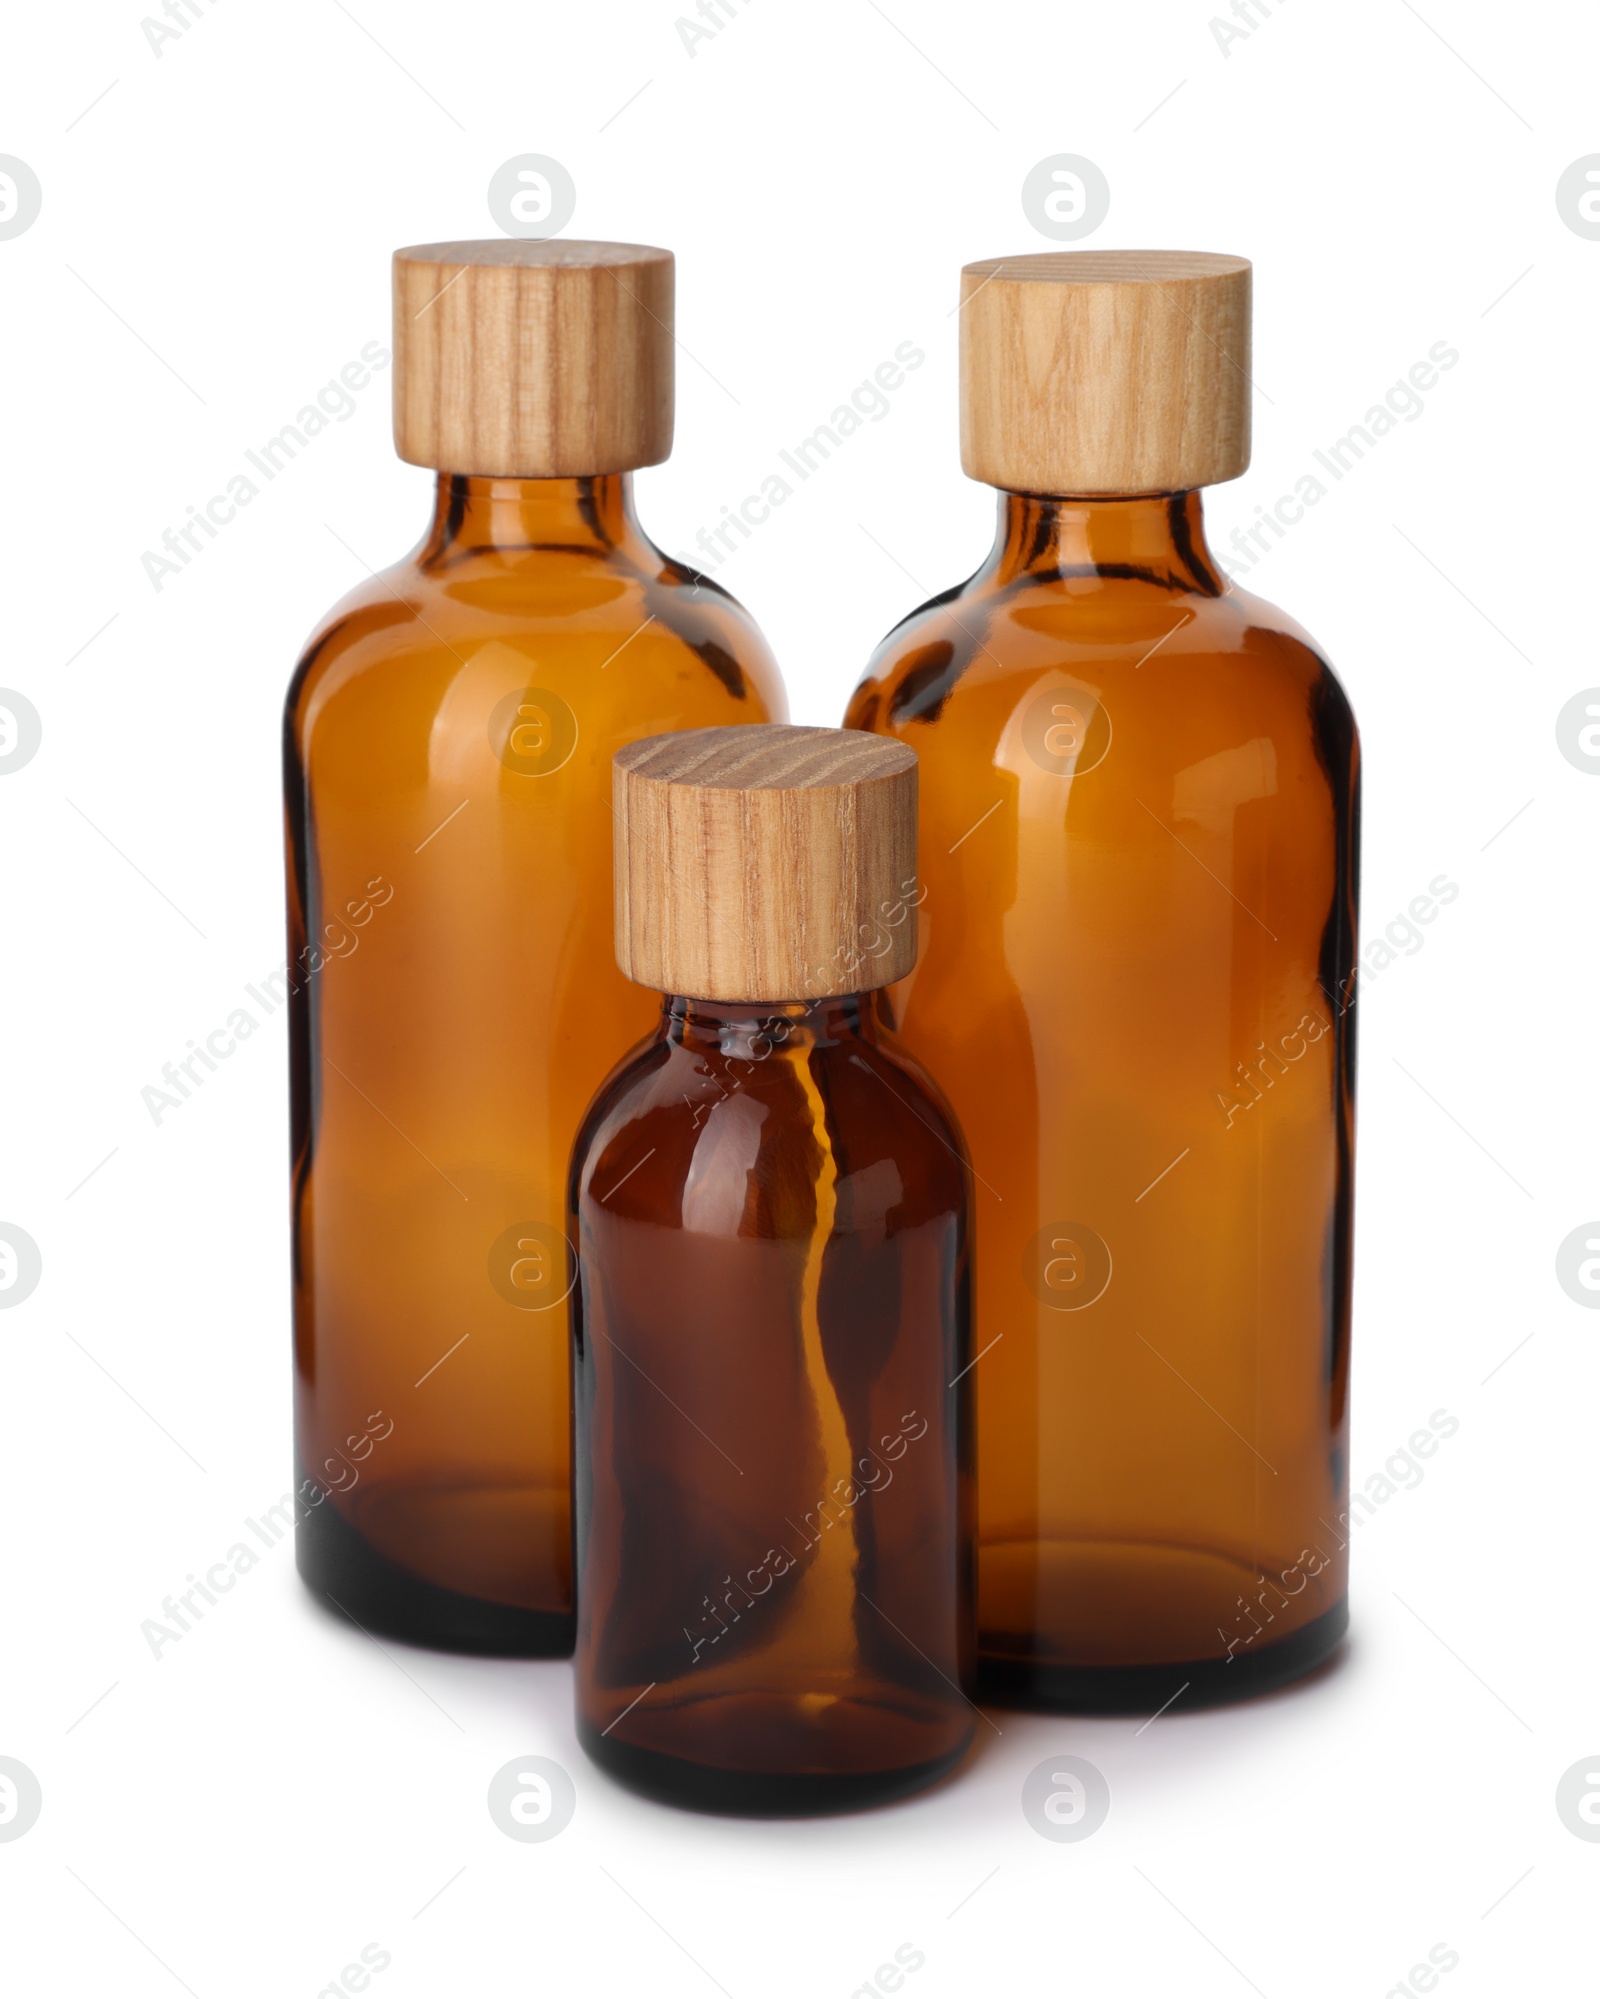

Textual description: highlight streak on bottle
[663,1036,859,1705]
[779,1035,859,1702]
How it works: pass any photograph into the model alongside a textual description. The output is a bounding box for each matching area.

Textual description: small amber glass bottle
[571,726,974,1813]
[284,242,786,1654]
[847,253,1359,1710]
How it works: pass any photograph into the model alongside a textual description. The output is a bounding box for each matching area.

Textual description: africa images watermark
[140,0,226,59]
[1218,340,1459,580]
[139,341,390,592]
[138,1490,294,1661]
[141,876,394,1124]
[1208,0,1289,58]
[851,1946,927,1999]
[1213,873,1459,1128]
[674,0,756,57]
[1217,1409,1461,1665]
[682,1409,930,1664]
[140,1419,394,1661]
[1319,869,1460,1030]
[798,875,925,1002]
[676,342,925,577]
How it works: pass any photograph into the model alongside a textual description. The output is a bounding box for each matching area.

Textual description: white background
[2,0,1596,1992]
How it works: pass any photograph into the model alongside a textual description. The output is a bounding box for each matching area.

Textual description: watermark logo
[0,691,41,775]
[0,1224,43,1309]
[488,1222,576,1311]
[487,686,579,777]
[0,1757,42,1841]
[0,157,42,241]
[1556,1756,1600,1840]
[1021,681,1113,777]
[1022,1753,1111,1841]
[1021,155,1110,242]
[1555,1222,1600,1309]
[487,155,576,240]
[1024,1222,1113,1312]
[487,1754,576,1841]
[1555,688,1600,774]
[1555,157,1600,240]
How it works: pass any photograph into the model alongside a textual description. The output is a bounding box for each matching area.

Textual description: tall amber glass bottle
[571,728,974,1813]
[847,252,1358,1710]
[284,242,786,1653]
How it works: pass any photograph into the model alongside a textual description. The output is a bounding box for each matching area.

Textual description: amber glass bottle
[847,252,1358,1710]
[284,242,785,1654]
[571,727,974,1813]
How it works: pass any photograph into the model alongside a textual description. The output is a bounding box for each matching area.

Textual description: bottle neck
[662,994,871,1059]
[416,473,651,564]
[984,489,1225,594]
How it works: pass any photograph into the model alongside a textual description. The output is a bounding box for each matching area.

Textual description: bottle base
[978,1596,1348,1714]
[577,1716,971,1818]
[296,1481,574,1658]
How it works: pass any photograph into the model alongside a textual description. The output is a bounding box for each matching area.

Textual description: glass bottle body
[846,492,1358,1708]
[571,996,974,1813]
[283,474,786,1653]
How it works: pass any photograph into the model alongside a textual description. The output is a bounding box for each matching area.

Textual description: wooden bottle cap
[392,240,673,477]
[614,726,919,1003]
[959,249,1252,495]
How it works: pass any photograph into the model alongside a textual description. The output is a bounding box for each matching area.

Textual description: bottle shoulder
[285,535,786,747]
[572,1026,969,1238]
[847,570,1353,737]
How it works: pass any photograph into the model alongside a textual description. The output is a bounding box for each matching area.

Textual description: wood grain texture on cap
[960,249,1252,496]
[614,726,919,1002]
[393,239,673,477]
